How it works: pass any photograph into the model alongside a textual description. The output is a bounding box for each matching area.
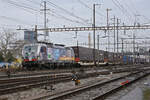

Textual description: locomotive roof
[24,42,66,48]
[37,42,65,47]
[37,41,53,45]
[55,44,65,47]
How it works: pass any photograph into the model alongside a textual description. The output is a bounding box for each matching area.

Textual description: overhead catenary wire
[77,0,106,17]
[114,0,146,26]
[0,16,35,25]
[3,0,38,14]
[119,0,136,15]
[3,0,88,26]
[1,0,46,26]
[126,0,150,24]
[115,0,143,25]
[47,0,91,23]
[115,0,133,16]
[0,1,47,27]
[3,0,92,41]
[119,0,149,25]
[46,0,92,25]
[25,0,91,25]
[111,0,134,23]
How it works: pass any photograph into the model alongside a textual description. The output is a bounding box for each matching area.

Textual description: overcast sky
[0,0,150,51]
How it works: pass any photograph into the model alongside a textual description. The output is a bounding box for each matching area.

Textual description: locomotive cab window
[40,46,47,53]
[23,45,38,58]
[40,46,47,60]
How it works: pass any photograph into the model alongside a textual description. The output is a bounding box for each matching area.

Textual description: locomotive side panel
[22,43,76,69]
[47,47,53,60]
[39,45,48,61]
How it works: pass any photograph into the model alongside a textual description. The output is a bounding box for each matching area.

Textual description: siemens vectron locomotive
[22,42,78,69]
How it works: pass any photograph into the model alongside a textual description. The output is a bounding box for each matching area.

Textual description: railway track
[92,72,150,100]
[32,70,150,100]
[0,69,78,79]
[0,65,102,79]
[0,71,102,96]
[0,65,149,97]
[0,64,146,79]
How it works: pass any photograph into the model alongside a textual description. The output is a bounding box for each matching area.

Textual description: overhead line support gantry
[36,25,150,32]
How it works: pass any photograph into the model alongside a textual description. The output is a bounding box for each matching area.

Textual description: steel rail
[0,72,101,96]
[0,66,149,96]
[92,72,150,100]
[33,71,142,100]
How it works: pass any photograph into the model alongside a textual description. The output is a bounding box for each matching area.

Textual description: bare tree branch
[0,29,18,61]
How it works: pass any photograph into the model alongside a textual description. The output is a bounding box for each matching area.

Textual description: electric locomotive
[22,42,78,69]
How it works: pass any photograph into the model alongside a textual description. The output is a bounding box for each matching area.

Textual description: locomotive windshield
[23,45,38,59]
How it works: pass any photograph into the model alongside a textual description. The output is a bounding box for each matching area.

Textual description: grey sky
[0,0,150,51]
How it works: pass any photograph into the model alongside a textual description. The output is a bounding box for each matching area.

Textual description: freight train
[22,42,122,69]
[22,42,145,69]
[22,42,79,69]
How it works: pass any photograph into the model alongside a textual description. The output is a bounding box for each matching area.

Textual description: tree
[10,40,27,57]
[0,29,17,62]
[5,51,16,63]
[0,51,4,62]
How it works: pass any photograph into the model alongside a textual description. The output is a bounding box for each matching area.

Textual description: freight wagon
[71,46,109,63]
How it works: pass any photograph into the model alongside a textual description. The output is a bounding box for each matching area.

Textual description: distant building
[24,31,37,43]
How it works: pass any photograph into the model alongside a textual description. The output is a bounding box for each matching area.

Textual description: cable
[120,0,136,15]
[51,12,87,25]
[77,0,106,17]
[3,0,94,38]
[126,0,150,24]
[3,0,38,13]
[3,0,85,25]
[0,16,33,25]
[46,0,92,25]
[111,0,134,23]
[25,0,90,25]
